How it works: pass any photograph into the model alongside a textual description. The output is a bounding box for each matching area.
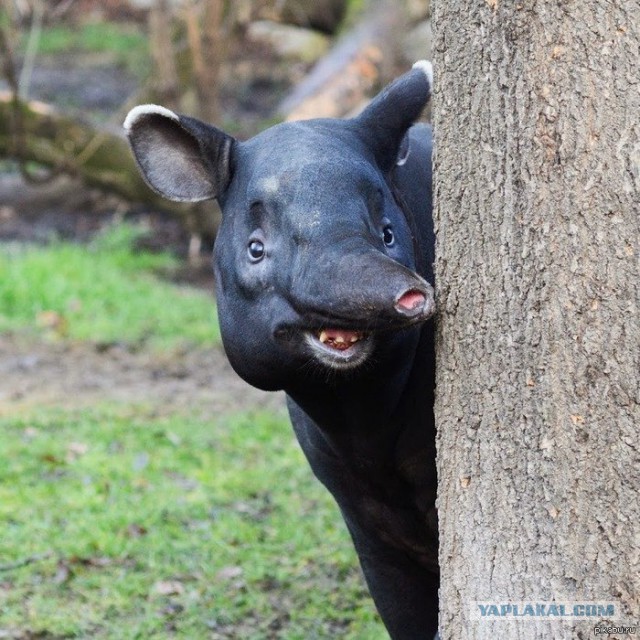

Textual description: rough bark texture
[432,1,639,639]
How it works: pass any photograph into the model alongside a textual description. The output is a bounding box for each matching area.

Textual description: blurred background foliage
[0,0,432,241]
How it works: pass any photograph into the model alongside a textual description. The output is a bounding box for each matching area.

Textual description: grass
[20,20,150,76]
[0,226,387,637]
[0,224,220,350]
[0,407,386,639]
[32,22,146,58]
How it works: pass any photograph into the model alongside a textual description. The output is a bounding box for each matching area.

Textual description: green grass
[24,20,147,57]
[0,225,220,349]
[19,20,151,77]
[0,407,386,639]
[341,0,369,32]
[0,225,387,638]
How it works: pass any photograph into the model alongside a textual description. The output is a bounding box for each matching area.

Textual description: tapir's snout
[283,249,435,371]
[290,248,434,326]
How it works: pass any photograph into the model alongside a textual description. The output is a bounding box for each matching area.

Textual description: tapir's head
[125,62,435,391]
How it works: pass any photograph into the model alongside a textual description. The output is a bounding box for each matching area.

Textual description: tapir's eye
[382,225,395,247]
[248,239,265,262]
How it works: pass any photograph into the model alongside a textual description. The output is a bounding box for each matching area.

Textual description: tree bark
[0,92,218,237]
[432,1,639,639]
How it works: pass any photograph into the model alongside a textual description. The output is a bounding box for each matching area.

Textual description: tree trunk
[196,0,225,124]
[0,92,218,238]
[432,1,639,638]
[149,0,180,111]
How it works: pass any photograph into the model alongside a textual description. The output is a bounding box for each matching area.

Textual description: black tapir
[125,61,438,639]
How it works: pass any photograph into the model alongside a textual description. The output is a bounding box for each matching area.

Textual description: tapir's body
[125,62,439,639]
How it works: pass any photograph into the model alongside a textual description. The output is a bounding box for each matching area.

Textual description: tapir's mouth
[317,328,367,350]
[303,327,373,370]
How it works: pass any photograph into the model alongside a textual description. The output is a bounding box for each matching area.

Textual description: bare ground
[0,333,285,418]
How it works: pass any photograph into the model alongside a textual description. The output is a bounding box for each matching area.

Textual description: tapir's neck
[286,323,434,471]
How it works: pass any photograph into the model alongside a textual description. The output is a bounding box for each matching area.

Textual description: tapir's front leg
[289,401,439,639]
[342,513,439,639]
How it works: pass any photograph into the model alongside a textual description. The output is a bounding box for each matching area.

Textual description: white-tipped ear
[412,60,433,90]
[123,104,179,132]
[124,106,236,202]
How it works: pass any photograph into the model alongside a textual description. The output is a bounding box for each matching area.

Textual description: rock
[247,20,330,63]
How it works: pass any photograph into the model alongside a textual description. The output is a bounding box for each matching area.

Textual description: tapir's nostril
[395,288,427,315]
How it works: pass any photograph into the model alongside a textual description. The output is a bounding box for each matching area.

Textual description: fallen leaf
[154,580,184,596]
[66,442,89,462]
[67,298,82,313]
[160,602,185,616]
[36,310,68,337]
[165,431,182,446]
[216,566,243,581]
[53,560,73,584]
[132,452,150,472]
[69,555,112,568]
[0,205,15,220]
[125,523,148,538]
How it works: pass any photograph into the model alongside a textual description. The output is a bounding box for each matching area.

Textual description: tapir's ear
[355,60,432,173]
[124,105,235,202]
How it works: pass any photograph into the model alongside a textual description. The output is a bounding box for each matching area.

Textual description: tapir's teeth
[316,330,367,348]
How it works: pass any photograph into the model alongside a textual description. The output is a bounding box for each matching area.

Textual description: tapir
[125,61,438,639]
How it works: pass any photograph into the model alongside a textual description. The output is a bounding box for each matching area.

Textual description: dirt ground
[0,333,285,418]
